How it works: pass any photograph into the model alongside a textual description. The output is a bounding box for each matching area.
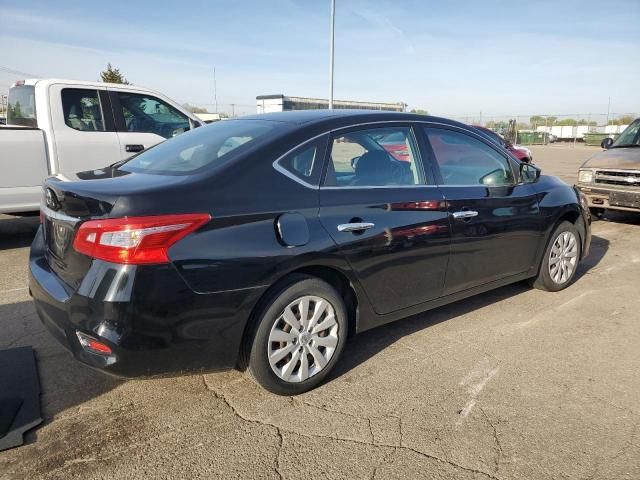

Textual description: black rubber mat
[0,347,42,451]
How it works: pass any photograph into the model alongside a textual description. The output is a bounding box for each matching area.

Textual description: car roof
[239,109,466,128]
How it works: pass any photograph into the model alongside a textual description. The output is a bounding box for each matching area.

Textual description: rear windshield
[120,120,278,175]
[7,85,37,127]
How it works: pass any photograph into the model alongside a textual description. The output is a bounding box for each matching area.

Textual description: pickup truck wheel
[247,276,347,395]
[530,221,580,292]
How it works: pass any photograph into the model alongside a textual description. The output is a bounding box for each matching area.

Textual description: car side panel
[532,175,591,264]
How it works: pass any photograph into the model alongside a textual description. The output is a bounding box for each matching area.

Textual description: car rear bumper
[577,184,640,213]
[29,226,266,377]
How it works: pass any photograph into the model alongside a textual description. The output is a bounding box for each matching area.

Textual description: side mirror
[601,137,613,149]
[520,163,540,184]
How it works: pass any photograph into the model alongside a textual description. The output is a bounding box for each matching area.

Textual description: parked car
[0,79,202,214]
[30,110,591,395]
[472,125,533,163]
[0,116,6,125]
[576,117,640,217]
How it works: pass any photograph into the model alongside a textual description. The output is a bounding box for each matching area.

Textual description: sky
[0,0,638,118]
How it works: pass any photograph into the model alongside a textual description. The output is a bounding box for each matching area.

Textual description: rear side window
[275,136,327,186]
[120,120,277,175]
[7,85,37,127]
[425,128,515,186]
[61,89,105,132]
[117,92,190,139]
[324,126,423,187]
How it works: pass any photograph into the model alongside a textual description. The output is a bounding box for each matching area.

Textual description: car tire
[247,275,348,395]
[589,207,605,220]
[530,221,581,292]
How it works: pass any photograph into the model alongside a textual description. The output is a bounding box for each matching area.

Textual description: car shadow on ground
[600,210,640,226]
[328,233,610,384]
[0,215,40,250]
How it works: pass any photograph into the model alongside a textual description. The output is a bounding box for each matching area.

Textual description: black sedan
[30,110,591,394]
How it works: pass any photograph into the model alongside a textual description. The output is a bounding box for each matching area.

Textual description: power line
[0,65,39,78]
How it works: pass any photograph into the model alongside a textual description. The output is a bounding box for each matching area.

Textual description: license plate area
[44,216,75,260]
[610,191,640,209]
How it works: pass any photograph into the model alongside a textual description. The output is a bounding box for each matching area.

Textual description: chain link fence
[438,112,638,145]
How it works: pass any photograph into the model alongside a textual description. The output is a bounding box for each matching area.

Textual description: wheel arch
[237,264,360,370]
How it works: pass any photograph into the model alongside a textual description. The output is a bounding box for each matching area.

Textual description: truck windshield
[119,119,279,175]
[7,85,37,128]
[612,119,640,148]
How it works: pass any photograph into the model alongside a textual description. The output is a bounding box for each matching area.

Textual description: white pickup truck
[0,78,203,213]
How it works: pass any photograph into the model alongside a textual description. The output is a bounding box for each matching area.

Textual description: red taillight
[73,213,211,265]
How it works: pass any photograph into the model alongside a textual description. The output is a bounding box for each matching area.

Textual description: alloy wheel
[548,231,578,284]
[267,295,339,383]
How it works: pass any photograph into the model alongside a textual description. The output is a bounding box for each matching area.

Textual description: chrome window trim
[271,119,510,190]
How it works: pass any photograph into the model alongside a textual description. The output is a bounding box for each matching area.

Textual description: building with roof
[256,94,406,114]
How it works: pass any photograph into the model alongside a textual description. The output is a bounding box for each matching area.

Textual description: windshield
[7,85,37,127]
[612,119,640,147]
[120,119,278,175]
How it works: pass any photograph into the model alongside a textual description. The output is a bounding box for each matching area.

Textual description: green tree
[529,115,545,127]
[609,115,635,126]
[557,118,577,126]
[183,103,209,114]
[100,63,129,84]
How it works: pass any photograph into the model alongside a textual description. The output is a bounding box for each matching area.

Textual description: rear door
[50,85,121,173]
[318,124,450,315]
[109,90,192,158]
[422,125,543,295]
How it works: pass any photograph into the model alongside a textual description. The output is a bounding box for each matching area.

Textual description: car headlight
[578,169,594,183]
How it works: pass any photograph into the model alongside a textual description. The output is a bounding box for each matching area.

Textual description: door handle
[452,210,478,220]
[125,144,144,153]
[337,222,375,233]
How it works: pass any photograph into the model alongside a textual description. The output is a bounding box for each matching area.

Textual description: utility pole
[231,104,235,117]
[606,96,611,126]
[213,67,218,114]
[328,0,336,109]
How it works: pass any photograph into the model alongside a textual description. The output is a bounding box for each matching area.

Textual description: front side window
[120,119,277,175]
[61,89,105,132]
[425,128,514,186]
[117,93,190,139]
[324,126,422,187]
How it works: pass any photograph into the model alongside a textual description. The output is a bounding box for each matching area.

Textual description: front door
[108,90,192,159]
[422,126,543,295]
[319,124,450,315]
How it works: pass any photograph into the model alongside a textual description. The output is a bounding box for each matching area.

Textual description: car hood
[582,148,640,170]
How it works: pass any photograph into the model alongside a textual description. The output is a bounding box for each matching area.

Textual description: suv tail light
[73,214,211,265]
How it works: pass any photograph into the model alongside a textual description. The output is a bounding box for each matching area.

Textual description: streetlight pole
[329,0,336,109]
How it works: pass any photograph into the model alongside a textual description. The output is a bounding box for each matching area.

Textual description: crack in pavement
[275,429,284,480]
[480,407,504,475]
[203,375,503,480]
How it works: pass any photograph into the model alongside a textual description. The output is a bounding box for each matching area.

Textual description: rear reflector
[73,213,211,265]
[76,331,113,356]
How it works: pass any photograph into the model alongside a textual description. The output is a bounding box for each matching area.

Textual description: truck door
[108,90,192,159]
[49,85,121,173]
